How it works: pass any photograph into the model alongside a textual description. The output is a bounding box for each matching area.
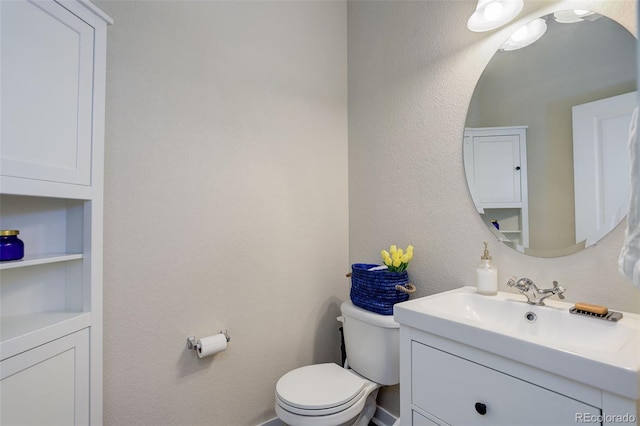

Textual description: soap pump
[476,242,498,295]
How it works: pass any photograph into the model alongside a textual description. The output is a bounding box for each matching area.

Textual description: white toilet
[275,301,400,426]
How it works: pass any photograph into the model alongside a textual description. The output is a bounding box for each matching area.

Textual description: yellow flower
[380,243,414,272]
[406,245,414,261]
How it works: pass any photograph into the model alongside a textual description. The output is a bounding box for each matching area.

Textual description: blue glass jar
[0,230,25,261]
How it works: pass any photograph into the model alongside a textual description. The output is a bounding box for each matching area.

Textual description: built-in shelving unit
[0,1,111,424]
[0,195,89,360]
[464,126,529,249]
[481,207,526,247]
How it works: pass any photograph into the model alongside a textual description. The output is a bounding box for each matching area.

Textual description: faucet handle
[507,276,518,287]
[553,280,566,299]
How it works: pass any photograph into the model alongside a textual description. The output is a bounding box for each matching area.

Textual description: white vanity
[394,287,639,426]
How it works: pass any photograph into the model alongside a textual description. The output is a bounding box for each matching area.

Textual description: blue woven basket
[350,263,412,315]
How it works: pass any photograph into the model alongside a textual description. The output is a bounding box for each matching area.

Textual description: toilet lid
[276,363,366,411]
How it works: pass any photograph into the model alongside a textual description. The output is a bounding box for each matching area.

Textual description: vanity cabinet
[0,0,111,424]
[399,327,638,426]
[464,126,529,248]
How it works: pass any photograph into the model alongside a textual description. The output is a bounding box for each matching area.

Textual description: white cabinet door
[464,128,526,206]
[411,342,600,426]
[0,329,89,426]
[1,0,94,186]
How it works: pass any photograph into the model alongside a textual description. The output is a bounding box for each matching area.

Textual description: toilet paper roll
[197,334,228,358]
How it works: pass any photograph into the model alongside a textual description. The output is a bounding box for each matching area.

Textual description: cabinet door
[411,342,600,426]
[0,329,89,426]
[470,134,522,204]
[1,0,94,186]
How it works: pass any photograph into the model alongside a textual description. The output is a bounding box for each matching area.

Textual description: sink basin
[394,286,640,400]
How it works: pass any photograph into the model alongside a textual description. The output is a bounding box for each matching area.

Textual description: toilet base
[350,388,379,426]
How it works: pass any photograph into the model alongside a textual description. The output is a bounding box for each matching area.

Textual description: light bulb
[511,25,529,41]
[483,2,504,21]
[467,0,524,32]
[500,18,547,51]
[554,9,595,24]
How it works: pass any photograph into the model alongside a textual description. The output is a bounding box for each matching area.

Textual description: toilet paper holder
[187,330,231,350]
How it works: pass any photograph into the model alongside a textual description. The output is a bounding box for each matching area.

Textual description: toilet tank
[340,301,400,386]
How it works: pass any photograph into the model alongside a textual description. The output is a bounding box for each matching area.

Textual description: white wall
[96,1,348,424]
[348,0,639,416]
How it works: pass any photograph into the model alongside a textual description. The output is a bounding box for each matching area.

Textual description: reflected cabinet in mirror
[464,10,637,257]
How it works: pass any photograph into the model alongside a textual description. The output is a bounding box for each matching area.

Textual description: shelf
[500,230,522,234]
[0,253,83,270]
[0,311,91,361]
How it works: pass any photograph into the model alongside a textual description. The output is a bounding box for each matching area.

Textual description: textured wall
[347,0,639,416]
[97,1,348,424]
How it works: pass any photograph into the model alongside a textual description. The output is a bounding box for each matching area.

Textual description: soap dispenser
[476,242,497,295]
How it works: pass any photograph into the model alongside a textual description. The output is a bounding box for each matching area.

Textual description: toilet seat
[276,363,366,415]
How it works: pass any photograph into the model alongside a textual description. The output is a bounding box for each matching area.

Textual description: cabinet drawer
[411,342,600,426]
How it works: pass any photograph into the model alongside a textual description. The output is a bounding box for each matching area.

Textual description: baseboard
[257,405,398,426]
[371,405,399,426]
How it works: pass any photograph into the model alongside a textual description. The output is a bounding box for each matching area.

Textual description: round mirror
[464,10,637,257]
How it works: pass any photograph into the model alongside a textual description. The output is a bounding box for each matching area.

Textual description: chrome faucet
[507,276,566,305]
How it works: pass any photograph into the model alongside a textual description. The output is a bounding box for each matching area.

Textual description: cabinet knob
[475,402,487,415]
[515,166,521,171]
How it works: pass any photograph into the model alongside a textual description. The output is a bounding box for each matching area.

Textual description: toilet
[275,301,400,426]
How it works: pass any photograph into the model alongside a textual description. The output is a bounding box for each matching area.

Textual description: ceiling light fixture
[467,0,524,32]
[500,18,548,51]
[553,9,596,24]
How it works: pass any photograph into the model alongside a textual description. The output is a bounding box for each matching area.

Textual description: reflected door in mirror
[573,91,636,247]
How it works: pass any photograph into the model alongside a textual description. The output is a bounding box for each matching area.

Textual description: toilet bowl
[275,301,400,426]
